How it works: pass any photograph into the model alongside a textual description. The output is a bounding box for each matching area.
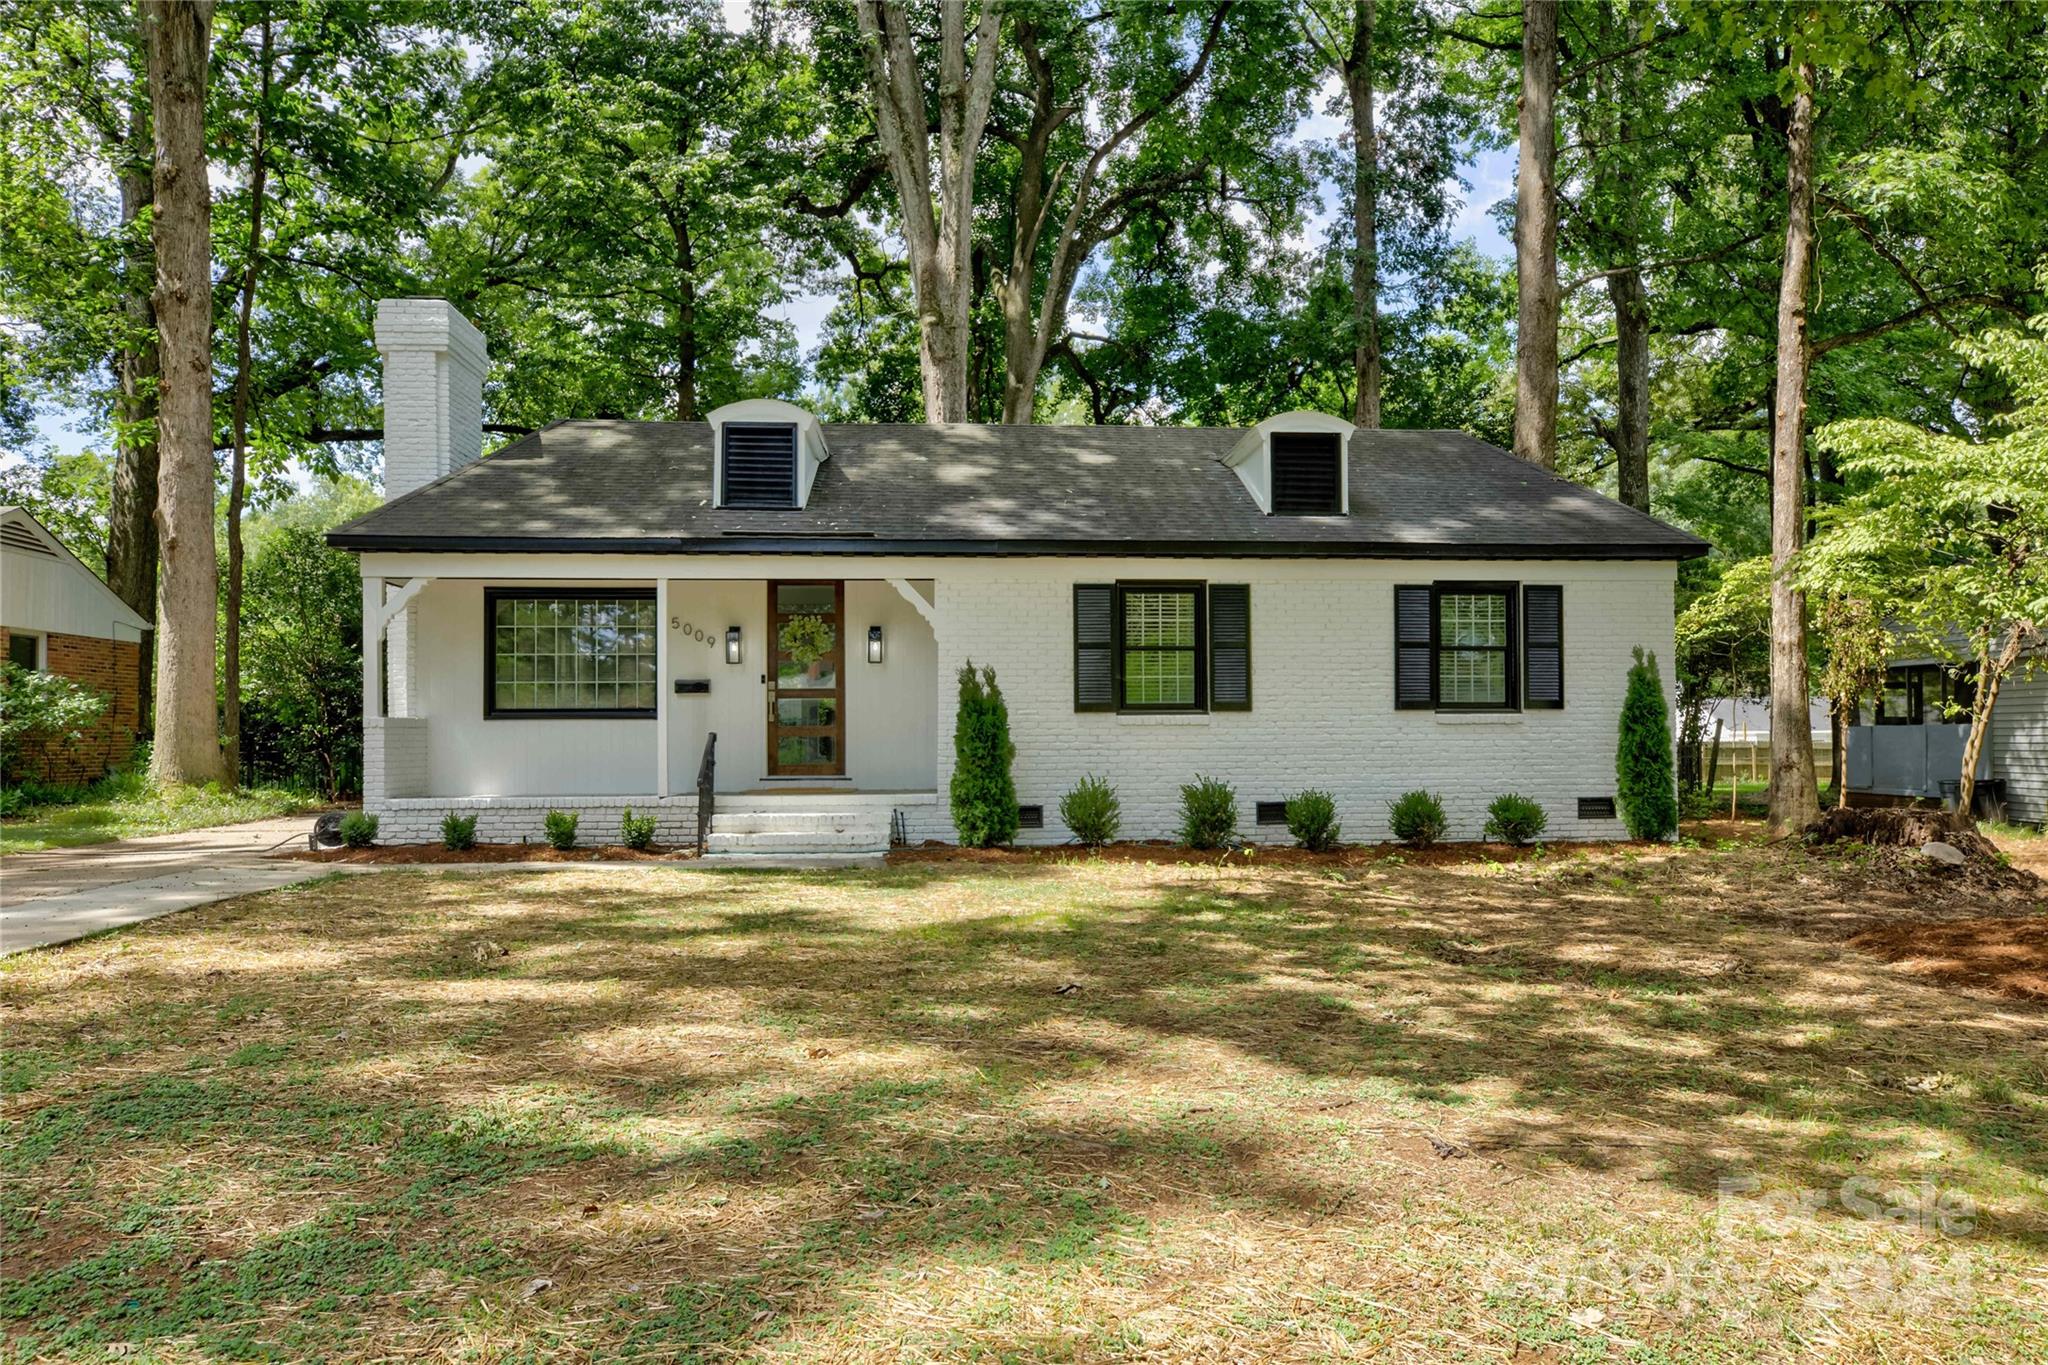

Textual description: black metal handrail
[695,731,717,854]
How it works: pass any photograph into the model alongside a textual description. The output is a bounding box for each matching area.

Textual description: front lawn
[0,770,321,853]
[3,843,2043,1360]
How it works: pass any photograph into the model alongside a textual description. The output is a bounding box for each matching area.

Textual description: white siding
[1988,668,2047,825]
[0,510,150,641]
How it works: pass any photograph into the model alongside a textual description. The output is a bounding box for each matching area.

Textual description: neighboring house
[0,506,150,784]
[1844,647,2046,824]
[328,299,1707,854]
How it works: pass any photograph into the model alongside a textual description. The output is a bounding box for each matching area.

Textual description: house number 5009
[672,618,715,648]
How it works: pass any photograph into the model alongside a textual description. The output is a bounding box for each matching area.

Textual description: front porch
[360,568,944,848]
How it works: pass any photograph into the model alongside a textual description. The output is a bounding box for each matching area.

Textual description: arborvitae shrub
[1059,775,1121,847]
[1285,789,1342,851]
[1386,790,1447,846]
[949,661,1018,848]
[1615,647,1680,840]
[1178,776,1239,849]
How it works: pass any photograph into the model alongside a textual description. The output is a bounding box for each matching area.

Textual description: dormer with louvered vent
[1223,411,1353,516]
[707,399,830,509]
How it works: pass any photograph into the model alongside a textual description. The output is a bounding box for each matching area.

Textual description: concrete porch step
[710,810,885,836]
[705,827,886,854]
[699,851,886,869]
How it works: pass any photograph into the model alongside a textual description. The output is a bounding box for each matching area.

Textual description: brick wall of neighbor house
[909,555,1680,846]
[0,626,142,785]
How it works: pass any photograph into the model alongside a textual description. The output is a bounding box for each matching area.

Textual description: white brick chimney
[374,298,487,501]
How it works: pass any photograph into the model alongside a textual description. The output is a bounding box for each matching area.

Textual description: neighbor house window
[1394,582,1525,711]
[1875,663,1976,725]
[6,632,40,671]
[486,589,657,717]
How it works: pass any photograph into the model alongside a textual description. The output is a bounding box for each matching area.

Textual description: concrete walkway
[0,814,330,955]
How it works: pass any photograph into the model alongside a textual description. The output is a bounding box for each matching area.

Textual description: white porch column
[655,576,671,798]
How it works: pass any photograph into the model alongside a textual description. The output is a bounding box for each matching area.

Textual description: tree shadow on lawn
[4,854,2045,1355]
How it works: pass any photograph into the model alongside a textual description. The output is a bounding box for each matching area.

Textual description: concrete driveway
[0,814,333,955]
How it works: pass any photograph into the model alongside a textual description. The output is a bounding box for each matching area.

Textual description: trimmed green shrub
[440,812,478,851]
[1285,789,1342,851]
[1616,646,1680,840]
[1178,776,1239,849]
[1059,775,1121,848]
[339,811,379,848]
[543,809,580,850]
[619,807,657,850]
[0,661,110,783]
[1386,790,1447,847]
[1484,793,1548,845]
[949,661,1019,848]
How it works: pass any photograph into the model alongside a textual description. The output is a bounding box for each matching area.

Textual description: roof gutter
[326,532,1709,561]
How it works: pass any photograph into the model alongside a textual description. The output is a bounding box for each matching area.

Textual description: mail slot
[673,678,710,695]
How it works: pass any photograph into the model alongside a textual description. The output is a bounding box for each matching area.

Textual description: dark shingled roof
[327,419,1707,560]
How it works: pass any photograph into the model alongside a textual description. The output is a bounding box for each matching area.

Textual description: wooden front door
[767,581,845,776]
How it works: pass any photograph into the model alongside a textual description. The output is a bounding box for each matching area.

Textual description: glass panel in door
[768,581,844,775]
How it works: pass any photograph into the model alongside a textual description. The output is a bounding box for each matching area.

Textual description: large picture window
[486,589,657,717]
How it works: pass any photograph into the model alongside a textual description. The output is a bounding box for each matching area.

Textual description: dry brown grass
[3,837,2044,1362]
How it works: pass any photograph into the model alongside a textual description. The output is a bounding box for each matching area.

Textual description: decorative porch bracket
[362,576,435,721]
[886,577,936,627]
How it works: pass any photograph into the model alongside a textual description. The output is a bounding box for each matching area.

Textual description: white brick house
[332,299,1705,854]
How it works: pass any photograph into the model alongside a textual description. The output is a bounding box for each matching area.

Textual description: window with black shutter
[720,422,798,508]
[1523,585,1563,708]
[1269,432,1343,514]
[1210,584,1251,710]
[1394,585,1434,709]
[1074,584,1115,711]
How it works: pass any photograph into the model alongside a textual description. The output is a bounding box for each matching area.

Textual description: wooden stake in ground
[1512,0,1559,470]
[142,0,223,785]
[1765,57,1821,836]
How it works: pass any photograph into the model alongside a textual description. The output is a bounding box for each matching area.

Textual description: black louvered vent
[721,422,798,508]
[1255,801,1288,826]
[1394,585,1433,709]
[1269,432,1342,515]
[1018,804,1045,829]
[1578,797,1616,820]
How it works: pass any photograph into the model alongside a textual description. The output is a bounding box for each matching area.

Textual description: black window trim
[1114,579,1209,714]
[1430,580,1520,714]
[484,586,658,720]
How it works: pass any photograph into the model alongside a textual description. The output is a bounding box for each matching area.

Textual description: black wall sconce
[725,626,742,665]
[866,625,884,664]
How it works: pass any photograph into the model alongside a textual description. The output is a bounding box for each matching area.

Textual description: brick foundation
[1,627,143,785]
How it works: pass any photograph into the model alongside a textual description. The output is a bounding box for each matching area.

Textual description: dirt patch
[887,838,1635,869]
[1850,915,2048,1002]
[289,842,692,864]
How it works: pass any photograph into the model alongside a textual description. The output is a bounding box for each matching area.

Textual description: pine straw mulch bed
[890,838,1625,868]
[289,842,693,864]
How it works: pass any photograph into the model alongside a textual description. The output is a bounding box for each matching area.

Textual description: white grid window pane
[1439,593,1506,648]
[1124,650,1195,706]
[1124,592,1195,648]
[493,596,656,712]
[1122,590,1197,707]
[1439,650,1506,705]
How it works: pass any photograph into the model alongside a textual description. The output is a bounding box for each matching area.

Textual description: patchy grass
[2,842,2043,1361]
[0,770,320,853]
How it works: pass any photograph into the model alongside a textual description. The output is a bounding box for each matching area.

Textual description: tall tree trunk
[142,0,222,785]
[674,214,698,421]
[1957,630,2027,822]
[223,12,271,784]
[1765,60,1820,836]
[1347,0,1380,428]
[108,88,160,712]
[1608,266,1651,510]
[855,0,1000,424]
[1513,0,1559,468]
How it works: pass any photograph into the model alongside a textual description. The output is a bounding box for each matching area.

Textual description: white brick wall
[373,795,697,847]
[363,717,429,803]
[925,556,1679,845]
[374,299,487,500]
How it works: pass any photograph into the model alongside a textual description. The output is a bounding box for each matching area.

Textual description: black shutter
[720,423,798,507]
[1210,583,1251,710]
[1269,432,1342,514]
[1395,585,1434,709]
[1523,585,1563,708]
[1074,584,1115,711]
